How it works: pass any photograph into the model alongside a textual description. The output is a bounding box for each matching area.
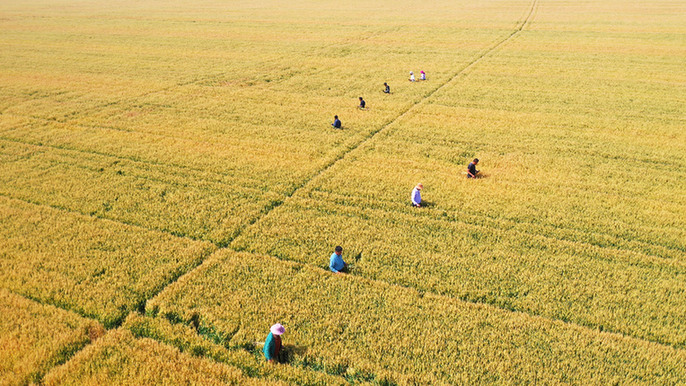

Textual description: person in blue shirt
[332,115,341,129]
[411,183,423,207]
[329,246,347,273]
[359,97,366,109]
[383,82,390,93]
[263,323,285,363]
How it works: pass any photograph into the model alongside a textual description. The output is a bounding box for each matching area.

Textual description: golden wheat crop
[0,289,104,384]
[123,313,350,385]
[0,195,215,327]
[0,0,684,383]
[147,250,686,384]
[42,329,264,385]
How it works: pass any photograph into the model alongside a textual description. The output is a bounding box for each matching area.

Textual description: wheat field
[1,0,685,384]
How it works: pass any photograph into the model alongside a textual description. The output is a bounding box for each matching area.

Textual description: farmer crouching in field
[264,323,285,363]
[383,82,390,93]
[467,158,480,178]
[330,246,347,274]
[359,97,366,109]
[332,115,341,129]
[411,183,423,207]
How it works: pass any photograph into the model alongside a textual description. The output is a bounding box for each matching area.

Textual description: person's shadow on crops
[278,344,308,364]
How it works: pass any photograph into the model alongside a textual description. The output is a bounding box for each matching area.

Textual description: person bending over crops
[332,115,341,129]
[467,158,480,178]
[359,97,366,109]
[420,70,426,80]
[330,246,347,273]
[409,71,415,82]
[264,323,285,363]
[383,82,390,93]
[411,183,423,207]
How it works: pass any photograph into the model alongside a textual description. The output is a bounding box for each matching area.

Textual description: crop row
[123,313,350,385]
[1,288,348,385]
[0,139,283,244]
[0,289,104,384]
[42,329,257,385]
[0,195,214,327]
[232,194,686,347]
[228,6,686,349]
[147,250,686,384]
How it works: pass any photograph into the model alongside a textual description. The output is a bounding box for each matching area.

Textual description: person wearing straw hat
[264,323,285,363]
[411,183,423,207]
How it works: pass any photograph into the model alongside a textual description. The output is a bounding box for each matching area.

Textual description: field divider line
[136,0,540,315]
[142,0,684,355]
[224,0,540,245]
[7,187,683,352]
[0,134,272,192]
[225,248,686,352]
[0,192,210,244]
[8,2,545,377]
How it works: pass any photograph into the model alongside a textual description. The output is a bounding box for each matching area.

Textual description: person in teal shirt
[329,246,347,273]
[263,323,285,363]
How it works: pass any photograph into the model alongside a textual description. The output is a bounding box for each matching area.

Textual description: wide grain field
[1,0,685,384]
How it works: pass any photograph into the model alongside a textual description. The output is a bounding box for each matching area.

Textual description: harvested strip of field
[0,289,104,385]
[42,329,264,385]
[148,250,686,384]
[0,196,215,327]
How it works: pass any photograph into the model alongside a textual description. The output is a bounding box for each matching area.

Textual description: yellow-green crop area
[1,0,684,384]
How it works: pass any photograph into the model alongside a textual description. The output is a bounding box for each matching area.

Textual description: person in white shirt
[409,71,415,82]
[411,183,423,207]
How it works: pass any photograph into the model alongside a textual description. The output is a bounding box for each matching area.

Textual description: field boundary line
[5,189,684,350]
[7,2,544,379]
[0,192,213,244]
[225,0,540,243]
[169,250,686,353]
[241,251,686,351]
[139,0,541,313]
[0,134,276,192]
[0,288,106,383]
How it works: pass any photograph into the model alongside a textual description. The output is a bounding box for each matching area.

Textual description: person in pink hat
[263,323,285,363]
[420,70,426,80]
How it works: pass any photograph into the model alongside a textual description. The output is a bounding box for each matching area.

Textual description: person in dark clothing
[359,97,366,109]
[383,82,390,93]
[467,158,480,178]
[332,115,341,129]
